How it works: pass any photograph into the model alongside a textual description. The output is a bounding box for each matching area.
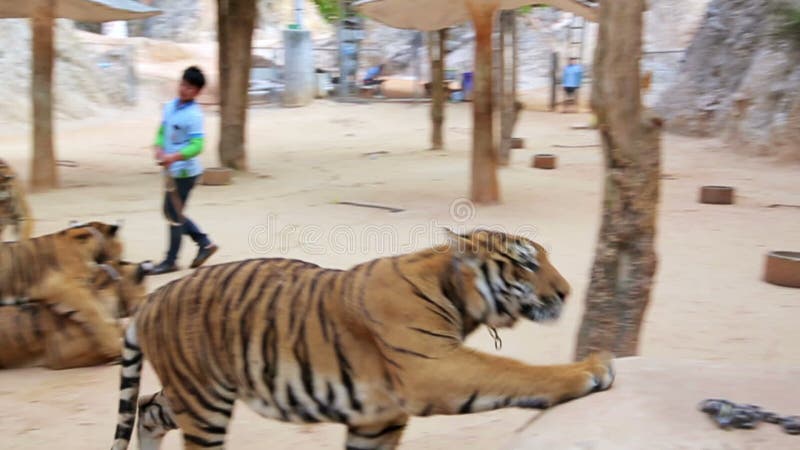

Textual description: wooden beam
[30,0,57,191]
[467,0,500,204]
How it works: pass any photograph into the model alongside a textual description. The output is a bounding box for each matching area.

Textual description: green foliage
[775,3,800,42]
[313,0,342,23]
[517,4,554,14]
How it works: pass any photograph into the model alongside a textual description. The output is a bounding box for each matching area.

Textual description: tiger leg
[160,387,235,450]
[345,417,409,450]
[137,391,178,450]
[400,349,614,416]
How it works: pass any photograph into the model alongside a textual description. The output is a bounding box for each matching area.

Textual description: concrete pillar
[282,29,315,107]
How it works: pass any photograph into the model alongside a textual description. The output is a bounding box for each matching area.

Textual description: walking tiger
[111,229,614,450]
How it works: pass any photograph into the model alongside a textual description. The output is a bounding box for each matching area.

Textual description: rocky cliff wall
[655,0,800,161]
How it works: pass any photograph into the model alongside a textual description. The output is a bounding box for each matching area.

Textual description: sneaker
[150,261,179,275]
[190,243,218,269]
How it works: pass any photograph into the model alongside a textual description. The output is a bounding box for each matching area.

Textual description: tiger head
[94,260,152,319]
[62,220,124,264]
[445,229,571,330]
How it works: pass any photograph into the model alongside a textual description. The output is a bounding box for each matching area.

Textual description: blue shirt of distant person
[149,66,218,275]
[363,64,385,85]
[562,58,584,96]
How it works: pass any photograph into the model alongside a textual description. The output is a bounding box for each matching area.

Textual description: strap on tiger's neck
[488,327,503,350]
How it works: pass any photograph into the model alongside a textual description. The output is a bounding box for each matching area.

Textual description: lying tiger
[0,158,33,240]
[0,221,125,354]
[110,229,614,450]
[0,260,150,370]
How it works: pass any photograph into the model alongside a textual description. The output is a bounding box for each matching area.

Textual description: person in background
[562,57,584,113]
[150,66,218,275]
[363,63,386,98]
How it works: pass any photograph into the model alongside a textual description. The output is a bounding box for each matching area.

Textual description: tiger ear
[103,219,123,237]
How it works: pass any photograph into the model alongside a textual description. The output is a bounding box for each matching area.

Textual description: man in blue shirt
[150,66,218,275]
[362,64,386,97]
[562,58,584,113]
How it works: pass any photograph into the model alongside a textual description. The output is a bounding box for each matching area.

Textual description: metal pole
[337,0,346,98]
[413,31,422,101]
[550,51,558,112]
[294,0,303,28]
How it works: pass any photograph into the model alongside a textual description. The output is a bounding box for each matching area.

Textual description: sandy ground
[1,95,799,449]
[508,357,800,449]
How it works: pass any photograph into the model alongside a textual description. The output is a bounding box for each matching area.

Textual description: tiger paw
[575,351,615,397]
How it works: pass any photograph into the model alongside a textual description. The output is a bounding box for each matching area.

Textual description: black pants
[163,176,210,265]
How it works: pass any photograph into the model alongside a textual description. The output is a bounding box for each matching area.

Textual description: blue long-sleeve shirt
[563,64,584,88]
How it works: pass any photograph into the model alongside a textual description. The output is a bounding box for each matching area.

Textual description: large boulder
[655,0,800,161]
[0,19,135,122]
[127,0,203,42]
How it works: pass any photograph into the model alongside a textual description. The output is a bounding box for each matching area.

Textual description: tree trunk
[575,0,663,361]
[467,0,500,204]
[498,10,515,166]
[549,52,559,112]
[428,29,447,150]
[217,0,256,171]
[511,14,520,132]
[30,0,57,191]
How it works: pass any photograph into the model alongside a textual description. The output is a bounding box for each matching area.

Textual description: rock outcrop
[656,0,800,161]
[0,19,135,123]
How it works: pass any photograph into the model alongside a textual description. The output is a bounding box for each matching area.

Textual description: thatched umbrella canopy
[355,0,597,31]
[354,0,597,204]
[0,0,161,191]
